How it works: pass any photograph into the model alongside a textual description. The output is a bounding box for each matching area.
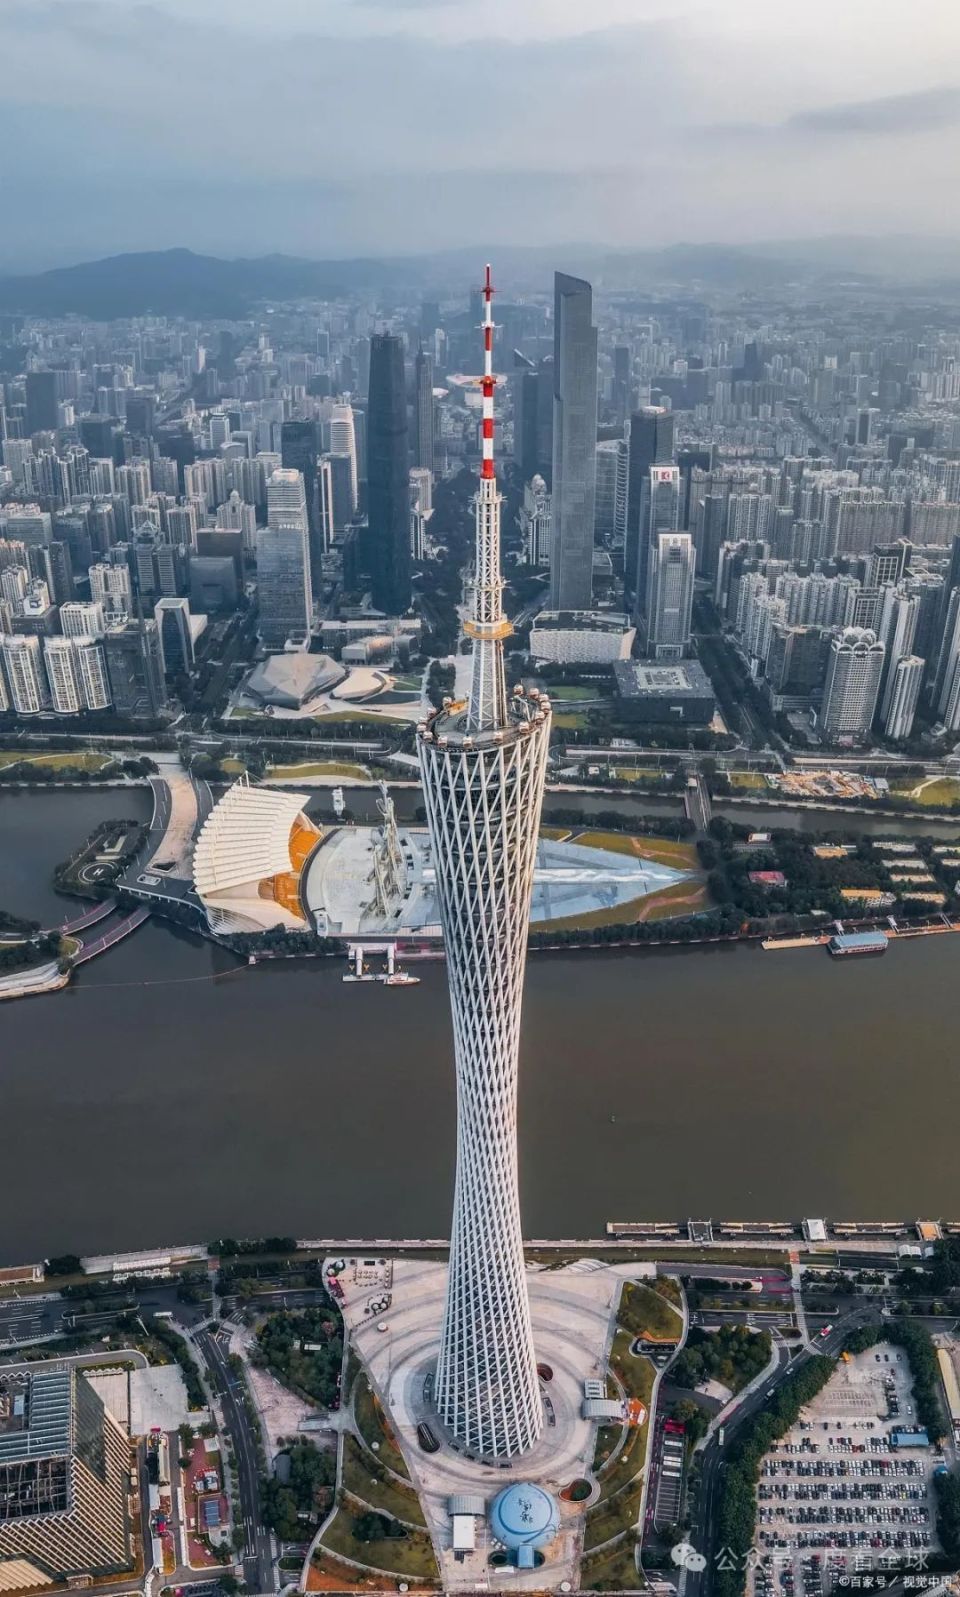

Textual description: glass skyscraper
[550,272,598,611]
[367,333,410,614]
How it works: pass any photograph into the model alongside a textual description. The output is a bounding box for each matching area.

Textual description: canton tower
[417,265,551,1460]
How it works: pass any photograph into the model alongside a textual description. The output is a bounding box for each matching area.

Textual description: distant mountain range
[0,238,957,319]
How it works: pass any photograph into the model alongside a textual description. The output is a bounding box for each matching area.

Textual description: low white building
[529,610,634,666]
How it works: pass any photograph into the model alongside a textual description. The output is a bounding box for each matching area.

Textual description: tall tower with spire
[417,266,551,1460]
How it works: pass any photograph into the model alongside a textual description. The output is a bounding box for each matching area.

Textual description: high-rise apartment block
[89,562,131,622]
[820,628,885,742]
[1,635,48,714]
[73,636,112,710]
[44,637,83,714]
[883,654,923,740]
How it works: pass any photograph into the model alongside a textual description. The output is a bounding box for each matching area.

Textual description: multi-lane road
[196,1324,273,1593]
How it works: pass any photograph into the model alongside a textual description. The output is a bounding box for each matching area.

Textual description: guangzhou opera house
[192,774,321,934]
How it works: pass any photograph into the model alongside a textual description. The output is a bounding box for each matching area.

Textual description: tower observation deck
[416,265,551,1460]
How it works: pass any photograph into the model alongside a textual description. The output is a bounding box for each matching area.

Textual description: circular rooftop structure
[489,1483,559,1551]
[330,666,391,702]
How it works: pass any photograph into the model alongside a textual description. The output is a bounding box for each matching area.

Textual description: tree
[353,1511,389,1543]
[45,1254,83,1276]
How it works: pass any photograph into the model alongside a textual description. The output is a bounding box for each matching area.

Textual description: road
[73,906,151,964]
[196,1324,273,1593]
[684,774,713,833]
[0,1297,52,1346]
[191,772,214,833]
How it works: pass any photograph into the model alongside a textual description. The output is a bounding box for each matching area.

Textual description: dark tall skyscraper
[550,273,598,611]
[280,420,321,594]
[366,333,410,613]
[414,346,435,476]
[42,540,75,607]
[104,620,165,717]
[512,359,539,482]
[124,394,155,438]
[26,370,58,434]
[626,406,676,606]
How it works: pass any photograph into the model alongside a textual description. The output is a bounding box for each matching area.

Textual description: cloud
[787,85,960,135]
[0,0,958,268]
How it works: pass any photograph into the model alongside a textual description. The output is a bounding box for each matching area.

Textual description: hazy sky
[1,0,959,270]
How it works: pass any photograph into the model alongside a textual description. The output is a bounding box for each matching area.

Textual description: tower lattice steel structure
[417,265,551,1460]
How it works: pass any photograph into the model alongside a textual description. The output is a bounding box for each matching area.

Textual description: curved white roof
[193,777,314,932]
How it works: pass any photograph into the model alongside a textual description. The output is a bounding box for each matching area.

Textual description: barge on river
[827,929,889,958]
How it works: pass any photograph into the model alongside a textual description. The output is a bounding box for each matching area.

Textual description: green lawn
[544,684,596,701]
[571,830,700,871]
[595,1335,655,1500]
[728,770,770,790]
[640,879,711,923]
[653,1275,683,1309]
[618,1280,683,1342]
[580,1536,642,1591]
[583,1476,644,1551]
[268,761,370,780]
[593,1421,624,1474]
[890,776,960,807]
[552,710,588,729]
[321,1500,438,1580]
[610,1329,656,1406]
[0,750,112,772]
[342,1436,425,1525]
[309,1546,377,1588]
[310,709,411,725]
[353,1377,410,1479]
[611,767,666,784]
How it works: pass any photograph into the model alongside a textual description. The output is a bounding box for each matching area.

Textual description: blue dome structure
[489,1483,560,1551]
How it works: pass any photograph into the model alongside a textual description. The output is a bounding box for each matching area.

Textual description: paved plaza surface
[338,1256,645,1591]
[305,826,691,937]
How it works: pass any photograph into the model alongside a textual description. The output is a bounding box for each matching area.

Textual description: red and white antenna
[480,262,495,480]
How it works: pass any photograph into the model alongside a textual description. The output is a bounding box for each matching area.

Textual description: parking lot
[750,1345,942,1597]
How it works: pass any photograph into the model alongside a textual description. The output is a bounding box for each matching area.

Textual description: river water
[0,787,957,1264]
